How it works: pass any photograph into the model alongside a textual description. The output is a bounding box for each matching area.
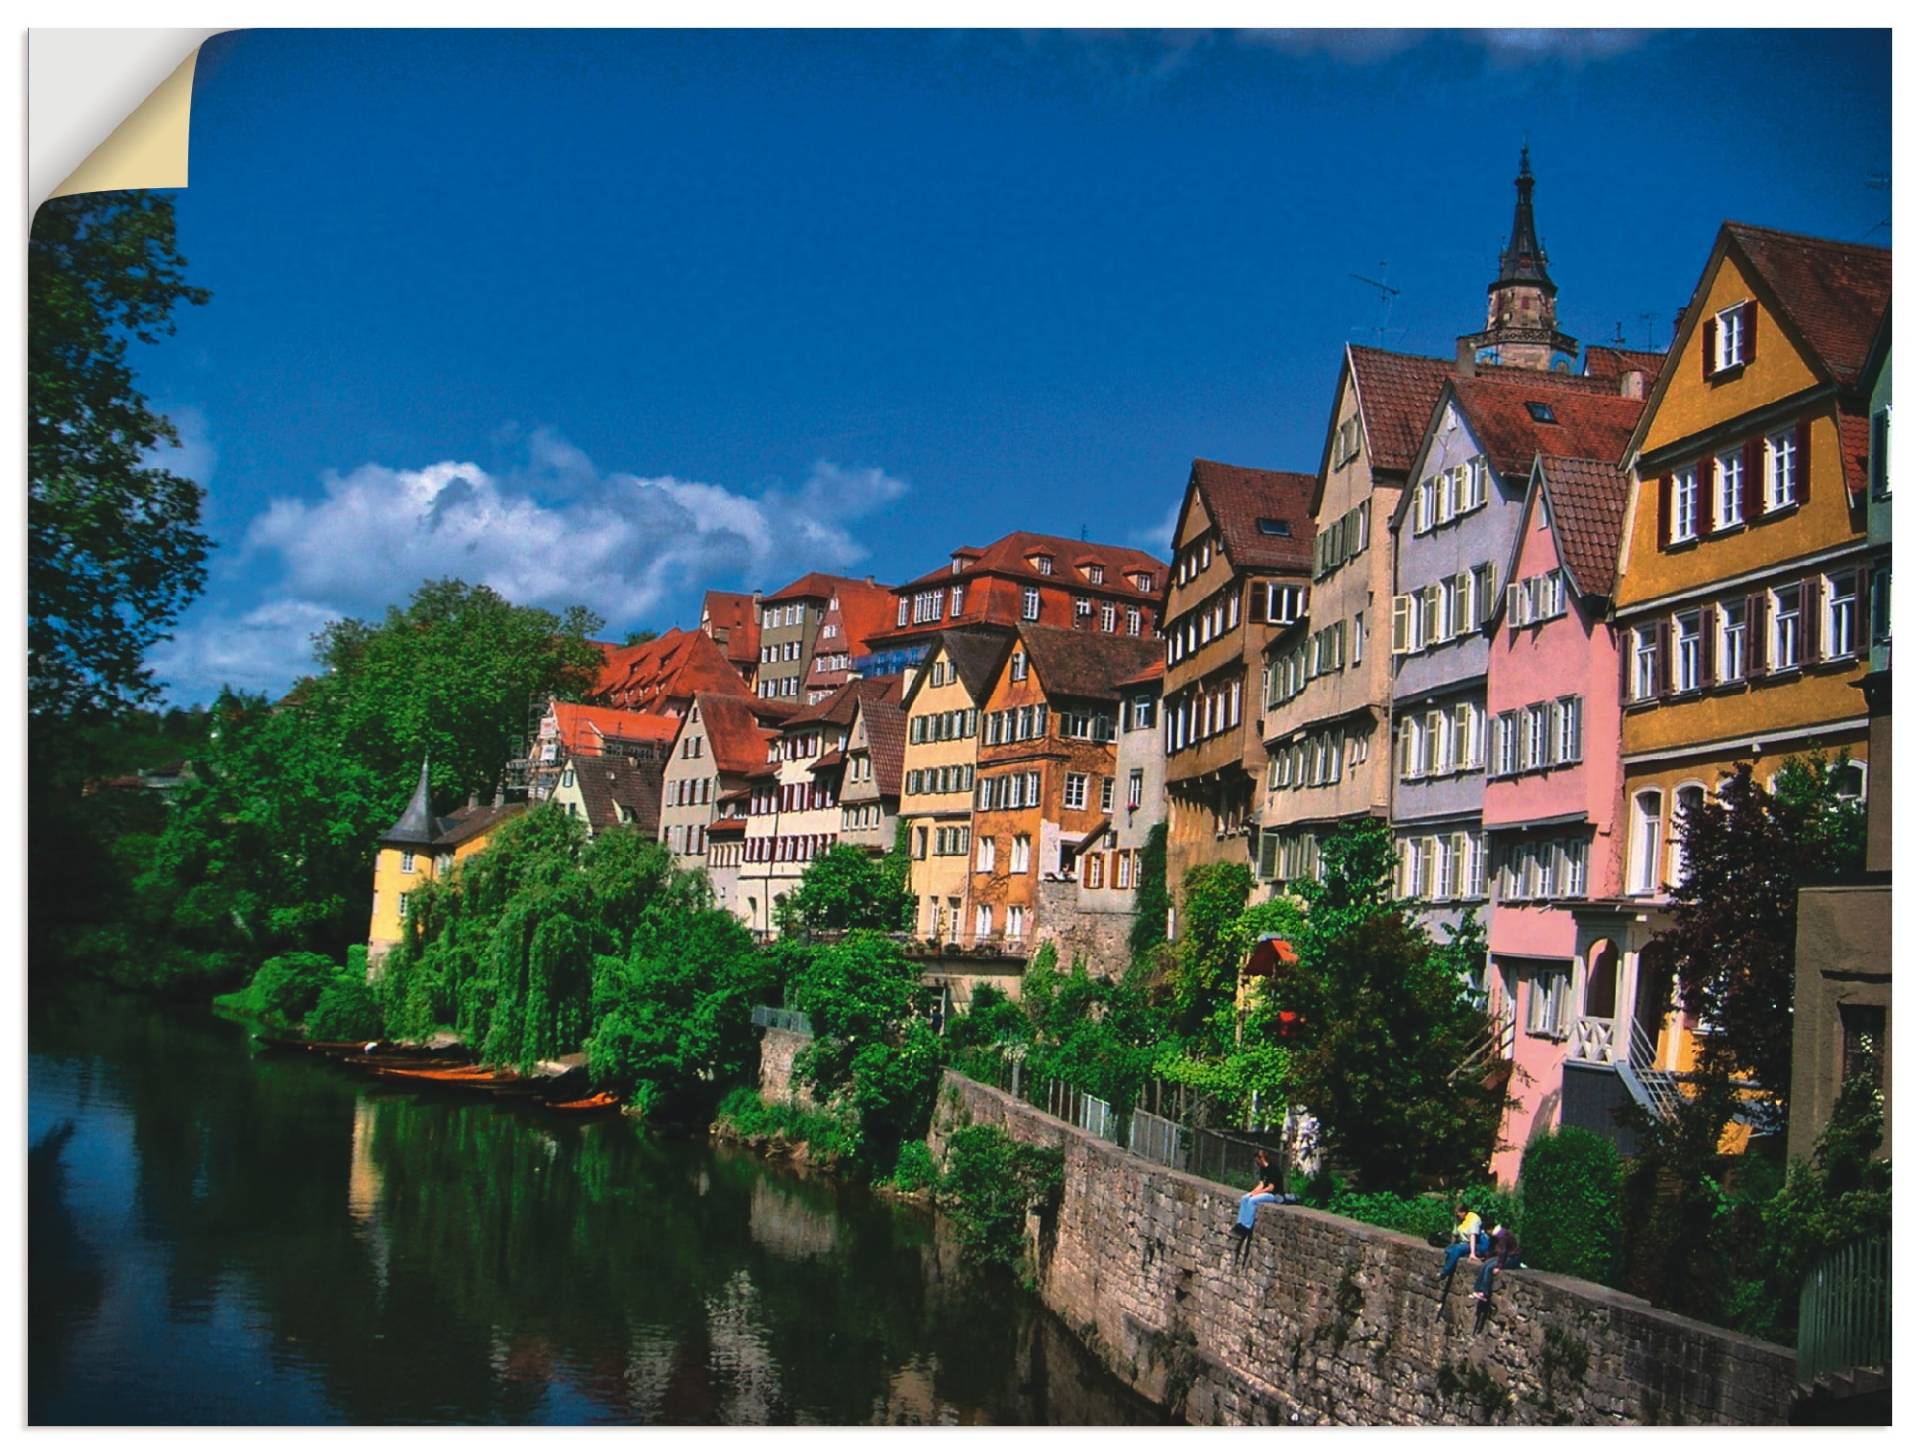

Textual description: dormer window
[1133,572,1154,592]
[1032,555,1054,575]
[1087,564,1105,584]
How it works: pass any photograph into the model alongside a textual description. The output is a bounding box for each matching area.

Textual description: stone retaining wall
[755,1027,817,1109]
[930,1070,1796,1426]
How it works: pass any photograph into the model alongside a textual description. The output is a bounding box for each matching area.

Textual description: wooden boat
[374,1064,525,1090]
[338,1052,471,1071]
[545,1091,621,1116]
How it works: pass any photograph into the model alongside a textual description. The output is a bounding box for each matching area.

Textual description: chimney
[1455,338,1478,376]
[1672,306,1688,343]
[1620,370,1646,401]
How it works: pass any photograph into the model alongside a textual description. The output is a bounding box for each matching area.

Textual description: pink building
[1481,452,1637,1185]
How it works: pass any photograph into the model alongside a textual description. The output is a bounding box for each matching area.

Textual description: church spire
[1496,144,1554,291]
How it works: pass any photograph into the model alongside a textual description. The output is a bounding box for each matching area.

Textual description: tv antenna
[1636,311,1657,350]
[1349,262,1400,344]
[1611,320,1627,348]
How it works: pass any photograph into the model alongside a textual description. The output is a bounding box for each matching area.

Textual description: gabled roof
[1115,657,1166,691]
[1582,345,1666,388]
[547,701,679,754]
[1184,459,1316,572]
[1722,223,1891,389]
[1446,373,1647,480]
[567,754,663,836]
[1533,456,1633,602]
[904,626,1015,709]
[692,691,786,776]
[1017,624,1164,701]
[699,590,762,669]
[1343,345,1458,477]
[592,627,751,711]
[851,687,907,796]
[765,571,889,604]
[433,801,524,849]
[831,579,900,659]
[895,531,1166,595]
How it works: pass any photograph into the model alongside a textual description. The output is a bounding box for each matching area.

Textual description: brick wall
[930,1070,1796,1426]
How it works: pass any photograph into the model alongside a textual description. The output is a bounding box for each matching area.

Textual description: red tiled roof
[1447,374,1646,480]
[1115,657,1165,690]
[700,590,762,669]
[592,628,751,711]
[1838,408,1873,499]
[693,691,784,776]
[895,531,1166,596]
[1725,224,1891,389]
[1186,459,1316,572]
[1018,624,1165,701]
[764,571,889,604]
[852,685,906,796]
[1583,346,1667,387]
[831,579,899,659]
[548,701,679,755]
[1345,346,1458,476]
[1536,456,1631,602]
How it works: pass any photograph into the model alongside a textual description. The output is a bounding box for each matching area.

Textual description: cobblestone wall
[1034,877,1134,976]
[756,1027,817,1109]
[930,1071,1796,1426]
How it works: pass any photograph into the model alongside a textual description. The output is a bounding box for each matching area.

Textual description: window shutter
[1740,300,1758,364]
[1702,313,1716,378]
[1619,627,1632,700]
[1805,574,1825,654]
[1698,456,1717,519]
[1658,474,1673,547]
[1797,416,1813,504]
[1852,567,1869,655]
[1655,618,1672,698]
[1743,438,1762,521]
[1456,570,1474,630]
[1702,609,1718,685]
[1745,594,1766,680]
[1390,595,1408,655]
[1506,581,1525,626]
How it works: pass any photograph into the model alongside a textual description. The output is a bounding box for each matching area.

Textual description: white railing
[1570,1015,1618,1064]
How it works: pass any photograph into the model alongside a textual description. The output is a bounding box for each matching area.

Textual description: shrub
[248,951,342,1029]
[1326,1189,1454,1244]
[938,1123,1064,1273]
[307,974,385,1042]
[714,1086,859,1162]
[1519,1126,1623,1285]
[881,1139,939,1193]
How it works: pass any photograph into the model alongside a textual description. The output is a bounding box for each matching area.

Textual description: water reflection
[29,985,1163,1426]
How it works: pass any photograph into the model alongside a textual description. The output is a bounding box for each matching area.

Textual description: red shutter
[1699,456,1717,527]
[1746,594,1766,680]
[1851,567,1868,656]
[1655,618,1672,698]
[1743,438,1762,521]
[1797,416,1813,505]
[1702,312,1717,378]
[1658,474,1674,547]
[1741,301,1758,364]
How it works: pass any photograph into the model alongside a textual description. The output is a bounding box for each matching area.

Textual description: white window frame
[1630,789,1664,895]
[1713,302,1747,373]
[1771,585,1802,671]
[1765,429,1798,511]
[1713,449,1744,530]
[1674,610,1702,692]
[1824,572,1856,660]
[1672,466,1699,543]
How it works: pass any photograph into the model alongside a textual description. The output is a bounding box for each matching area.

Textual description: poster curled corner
[35,30,226,207]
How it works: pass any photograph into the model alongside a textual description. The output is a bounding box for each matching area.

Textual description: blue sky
[131,27,1891,703]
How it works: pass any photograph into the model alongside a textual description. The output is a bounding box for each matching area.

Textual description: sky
[122,27,1892,704]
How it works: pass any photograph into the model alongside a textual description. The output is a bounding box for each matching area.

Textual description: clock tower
[1456,147,1579,373]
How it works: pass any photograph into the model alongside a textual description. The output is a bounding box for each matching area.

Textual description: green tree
[1518,1127,1623,1285]
[1128,820,1171,962]
[29,191,210,722]
[776,843,913,937]
[1165,860,1253,1038]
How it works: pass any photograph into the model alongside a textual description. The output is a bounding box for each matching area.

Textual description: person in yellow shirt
[1438,1202,1487,1282]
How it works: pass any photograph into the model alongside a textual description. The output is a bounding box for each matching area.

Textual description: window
[1010,649,1025,681]
[1714,449,1744,529]
[1127,607,1142,636]
[1130,695,1153,730]
[976,836,996,872]
[1022,588,1041,621]
[1526,400,1558,424]
[1630,790,1663,894]
[1674,610,1702,692]
[1712,301,1750,373]
[1552,696,1582,764]
[1010,835,1031,874]
[1085,854,1104,889]
[1100,776,1115,812]
[1405,836,1429,897]
[1669,467,1699,542]
[1435,836,1458,901]
[1632,626,1659,702]
[397,890,411,919]
[1117,851,1133,890]
[1352,610,1366,665]
[1454,701,1482,770]
[1526,962,1572,1039]
[1063,773,1089,811]
[1493,711,1518,777]
[1716,599,1747,682]
[913,826,928,859]
[1824,572,1857,659]
[1771,585,1802,671]
[1764,428,1799,510]
[1006,905,1027,941]
[1840,1003,1888,1090]
[1872,566,1892,648]
[1522,703,1548,771]
[400,851,416,873]
[1669,783,1705,889]
[1414,476,1434,534]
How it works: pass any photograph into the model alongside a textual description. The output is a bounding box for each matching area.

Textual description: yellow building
[1566,224,1888,1128]
[900,628,1012,944]
[366,759,524,968]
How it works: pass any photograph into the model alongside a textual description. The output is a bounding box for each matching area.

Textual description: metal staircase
[1616,1019,1685,1124]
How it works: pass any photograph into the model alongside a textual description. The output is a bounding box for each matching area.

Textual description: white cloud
[147,404,218,490]
[152,437,911,701]
[1471,29,1651,67]
[1236,28,1649,67]
[1236,29,1425,64]
[147,597,337,697]
[1132,497,1181,553]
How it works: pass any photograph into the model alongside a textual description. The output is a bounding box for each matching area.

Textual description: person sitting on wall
[1229,1149,1284,1262]
[1438,1202,1488,1284]
[1472,1223,1521,1302]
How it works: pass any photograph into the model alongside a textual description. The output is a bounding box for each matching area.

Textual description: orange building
[1569,224,1888,1127]
[367,759,523,967]
[967,625,1162,951]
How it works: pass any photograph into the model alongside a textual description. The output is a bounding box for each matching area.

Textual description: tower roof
[1494,145,1555,293]
[380,756,438,847]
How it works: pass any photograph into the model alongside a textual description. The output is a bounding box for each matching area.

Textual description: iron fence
[751,1005,814,1036]
[1797,1237,1890,1385]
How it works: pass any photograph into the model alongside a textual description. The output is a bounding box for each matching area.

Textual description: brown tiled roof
[765,571,890,603]
[911,626,1015,706]
[1186,459,1316,572]
[593,628,751,711]
[1018,624,1165,701]
[1115,657,1165,690]
[895,531,1165,595]
[1476,364,1619,394]
[1448,374,1646,480]
[570,755,664,837]
[1536,456,1631,601]
[694,691,783,776]
[852,686,906,796]
[1838,408,1873,498]
[700,590,761,669]
[1582,346,1666,387]
[809,750,846,772]
[787,678,864,728]
[1725,224,1891,388]
[434,801,524,849]
[1345,345,1457,476]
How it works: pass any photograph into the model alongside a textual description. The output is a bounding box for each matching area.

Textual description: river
[28,984,1163,1426]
